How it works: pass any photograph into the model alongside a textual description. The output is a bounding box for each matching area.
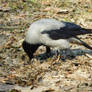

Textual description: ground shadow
[35,49,92,62]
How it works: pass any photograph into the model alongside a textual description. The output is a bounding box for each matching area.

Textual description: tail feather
[68,37,92,50]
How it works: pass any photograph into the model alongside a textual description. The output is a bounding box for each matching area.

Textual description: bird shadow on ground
[35,49,92,62]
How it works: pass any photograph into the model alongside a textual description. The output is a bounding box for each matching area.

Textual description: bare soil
[0,0,92,92]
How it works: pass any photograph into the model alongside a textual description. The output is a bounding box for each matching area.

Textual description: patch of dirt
[0,0,92,92]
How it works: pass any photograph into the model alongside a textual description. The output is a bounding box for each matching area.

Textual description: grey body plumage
[22,18,92,60]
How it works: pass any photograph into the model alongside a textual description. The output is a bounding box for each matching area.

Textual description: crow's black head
[22,41,40,60]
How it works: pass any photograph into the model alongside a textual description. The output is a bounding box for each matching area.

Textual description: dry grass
[0,0,92,92]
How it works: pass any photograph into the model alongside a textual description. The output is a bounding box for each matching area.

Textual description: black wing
[41,21,92,40]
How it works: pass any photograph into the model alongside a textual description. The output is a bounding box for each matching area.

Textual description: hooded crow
[22,18,92,60]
